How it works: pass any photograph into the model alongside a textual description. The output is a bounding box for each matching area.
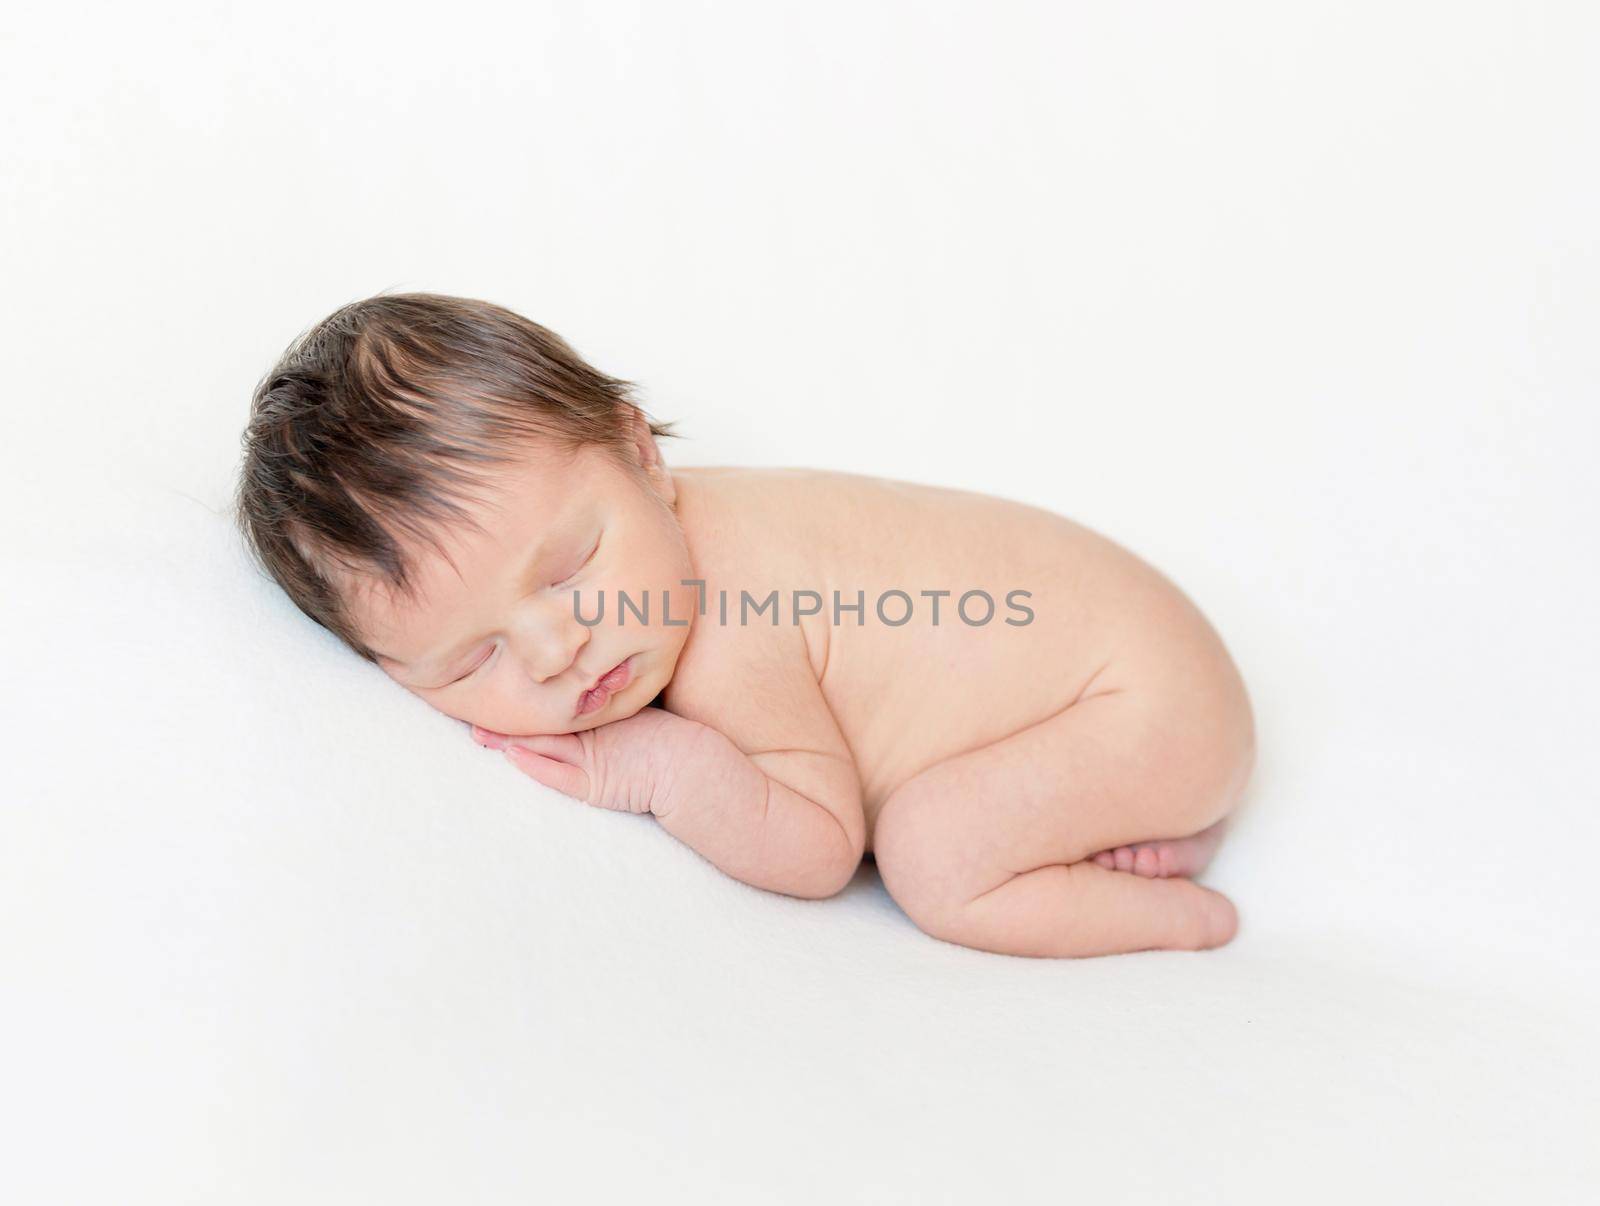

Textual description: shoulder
[659,575,827,739]
[669,464,907,587]
[657,469,846,752]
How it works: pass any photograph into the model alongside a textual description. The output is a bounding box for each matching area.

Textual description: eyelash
[444,647,494,687]
[439,533,600,687]
[551,534,600,590]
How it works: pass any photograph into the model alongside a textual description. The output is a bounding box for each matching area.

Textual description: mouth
[574,655,634,718]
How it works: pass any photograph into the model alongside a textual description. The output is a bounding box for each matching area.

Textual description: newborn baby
[237,292,1256,959]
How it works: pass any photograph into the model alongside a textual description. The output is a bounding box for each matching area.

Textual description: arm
[651,613,865,900]
[484,622,865,900]
[652,716,864,901]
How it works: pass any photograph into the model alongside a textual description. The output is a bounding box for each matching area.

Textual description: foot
[1089,818,1229,879]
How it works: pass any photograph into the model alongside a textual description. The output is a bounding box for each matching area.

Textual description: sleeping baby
[235,291,1257,958]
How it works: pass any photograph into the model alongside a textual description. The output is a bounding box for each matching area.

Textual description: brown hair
[233,290,680,662]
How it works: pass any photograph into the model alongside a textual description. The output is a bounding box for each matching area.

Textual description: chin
[573,695,643,732]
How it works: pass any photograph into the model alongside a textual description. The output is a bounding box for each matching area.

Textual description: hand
[471,707,691,815]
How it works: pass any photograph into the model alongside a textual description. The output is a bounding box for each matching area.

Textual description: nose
[508,595,590,684]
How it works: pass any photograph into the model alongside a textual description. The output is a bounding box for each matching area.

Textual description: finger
[505,745,592,801]
[472,725,583,763]
[504,732,585,764]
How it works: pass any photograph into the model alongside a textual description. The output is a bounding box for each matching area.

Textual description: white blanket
[4,3,1596,1201]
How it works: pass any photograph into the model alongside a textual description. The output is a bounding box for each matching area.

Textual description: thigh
[871,671,1254,926]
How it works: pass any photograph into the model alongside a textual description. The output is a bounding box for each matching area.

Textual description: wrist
[640,709,707,818]
[646,712,752,821]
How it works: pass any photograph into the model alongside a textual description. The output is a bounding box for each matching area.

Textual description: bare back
[660,466,1247,849]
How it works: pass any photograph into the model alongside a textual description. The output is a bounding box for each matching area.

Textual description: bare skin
[353,420,1256,958]
[1089,818,1231,879]
[661,466,1256,956]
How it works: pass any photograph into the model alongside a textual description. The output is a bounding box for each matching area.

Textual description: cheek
[611,531,685,594]
[437,688,516,735]
[656,577,701,636]
[655,536,697,629]
[646,520,694,583]
[659,575,697,620]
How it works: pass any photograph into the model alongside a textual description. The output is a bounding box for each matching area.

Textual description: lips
[574,656,633,717]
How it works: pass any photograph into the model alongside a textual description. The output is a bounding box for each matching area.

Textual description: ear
[624,404,676,507]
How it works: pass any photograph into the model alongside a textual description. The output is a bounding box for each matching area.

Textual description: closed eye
[431,530,601,689]
[442,646,494,687]
[551,532,600,589]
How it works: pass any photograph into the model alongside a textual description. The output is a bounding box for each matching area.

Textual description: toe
[1154,842,1177,878]
[1199,889,1240,948]
[1133,845,1160,877]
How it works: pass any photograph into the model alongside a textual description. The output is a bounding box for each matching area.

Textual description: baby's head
[235,290,696,736]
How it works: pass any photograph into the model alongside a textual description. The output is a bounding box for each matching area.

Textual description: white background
[4,2,1597,1203]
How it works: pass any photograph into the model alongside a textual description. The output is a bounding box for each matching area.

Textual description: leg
[1088,816,1231,878]
[871,684,1254,958]
[953,859,1235,958]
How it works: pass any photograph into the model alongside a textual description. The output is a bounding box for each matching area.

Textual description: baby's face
[348,437,696,737]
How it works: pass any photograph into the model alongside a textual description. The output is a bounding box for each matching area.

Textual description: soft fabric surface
[10,493,1596,1203]
[5,3,1596,1202]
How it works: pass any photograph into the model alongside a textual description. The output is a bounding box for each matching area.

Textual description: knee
[1192,701,1257,825]
[1148,685,1257,833]
[871,791,987,939]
